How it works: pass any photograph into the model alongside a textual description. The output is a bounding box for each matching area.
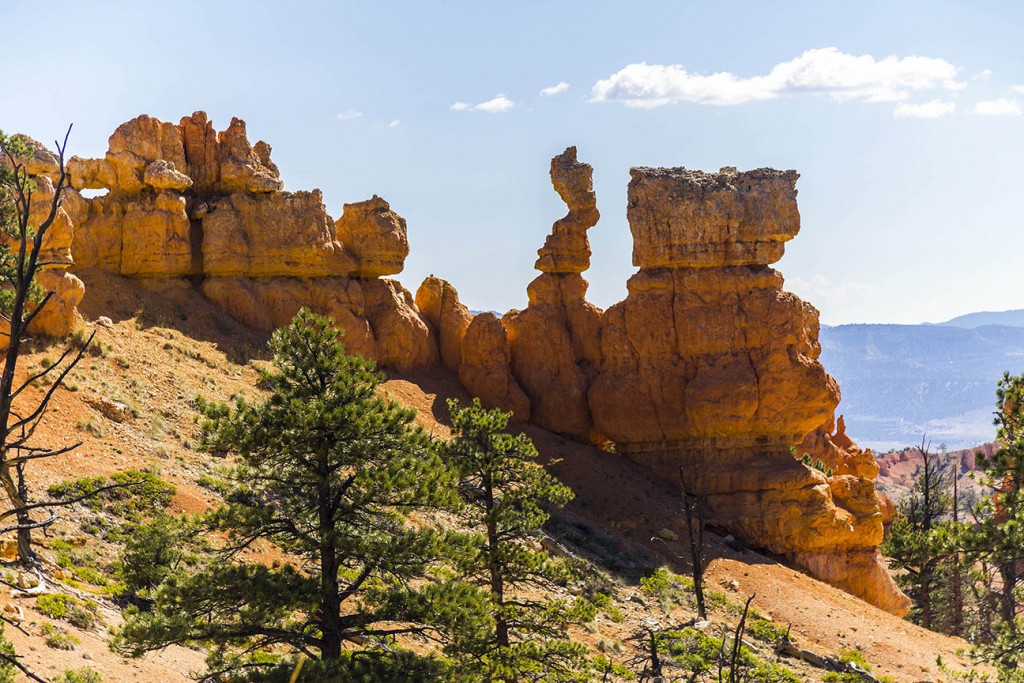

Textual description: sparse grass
[837,648,871,670]
[56,667,103,683]
[75,418,104,437]
[41,622,79,650]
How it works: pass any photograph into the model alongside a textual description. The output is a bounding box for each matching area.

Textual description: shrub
[48,469,175,517]
[36,594,98,629]
[747,617,787,644]
[56,668,102,683]
[36,593,72,619]
[45,630,79,651]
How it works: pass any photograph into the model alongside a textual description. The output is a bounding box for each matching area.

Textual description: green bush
[56,668,102,683]
[48,469,175,517]
[837,648,871,670]
[639,568,673,597]
[747,617,787,644]
[119,511,202,593]
[36,593,72,619]
[36,594,98,629]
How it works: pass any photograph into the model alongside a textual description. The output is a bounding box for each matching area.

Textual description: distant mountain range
[820,309,1024,451]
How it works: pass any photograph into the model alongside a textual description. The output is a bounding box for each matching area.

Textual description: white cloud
[973,98,1022,117]
[590,47,963,108]
[974,69,993,81]
[388,119,401,128]
[892,99,955,119]
[451,94,516,113]
[1011,84,1024,94]
[336,110,363,120]
[540,81,570,97]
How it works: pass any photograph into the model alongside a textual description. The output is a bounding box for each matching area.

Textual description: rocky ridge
[19,114,906,614]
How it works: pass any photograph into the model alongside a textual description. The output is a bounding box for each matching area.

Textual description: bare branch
[0,651,50,683]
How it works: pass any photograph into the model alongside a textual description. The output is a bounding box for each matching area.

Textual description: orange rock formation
[64,113,436,371]
[20,115,907,614]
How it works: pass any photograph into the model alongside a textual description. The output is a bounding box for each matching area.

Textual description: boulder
[336,196,410,278]
[143,160,192,192]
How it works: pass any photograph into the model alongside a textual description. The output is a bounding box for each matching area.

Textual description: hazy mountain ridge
[820,309,1024,450]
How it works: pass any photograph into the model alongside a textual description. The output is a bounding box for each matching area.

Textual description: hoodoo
[65,112,437,372]
[588,166,908,615]
[21,115,907,614]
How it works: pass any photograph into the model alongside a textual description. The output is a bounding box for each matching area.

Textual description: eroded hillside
[0,270,988,682]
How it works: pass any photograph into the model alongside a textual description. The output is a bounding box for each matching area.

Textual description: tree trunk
[319,476,342,660]
[484,475,509,648]
[0,463,34,565]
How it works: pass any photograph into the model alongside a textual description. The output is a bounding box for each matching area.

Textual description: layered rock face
[584,167,906,615]
[0,136,85,347]
[65,113,436,371]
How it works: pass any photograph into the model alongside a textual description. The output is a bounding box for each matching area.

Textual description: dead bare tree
[680,442,710,620]
[0,127,94,566]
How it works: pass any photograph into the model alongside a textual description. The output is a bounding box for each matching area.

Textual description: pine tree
[441,398,595,682]
[957,372,1024,671]
[881,438,954,630]
[117,310,484,681]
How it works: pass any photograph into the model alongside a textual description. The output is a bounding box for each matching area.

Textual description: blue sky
[2,0,1022,324]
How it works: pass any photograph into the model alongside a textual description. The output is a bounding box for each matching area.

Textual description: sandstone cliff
[19,115,906,615]
[64,113,436,371]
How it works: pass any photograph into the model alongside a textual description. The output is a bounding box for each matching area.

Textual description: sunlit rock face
[66,112,437,372]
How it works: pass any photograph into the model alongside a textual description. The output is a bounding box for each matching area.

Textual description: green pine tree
[441,398,595,682]
[116,309,485,681]
[957,372,1024,674]
[881,439,955,630]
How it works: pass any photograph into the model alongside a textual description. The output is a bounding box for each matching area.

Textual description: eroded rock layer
[64,112,435,371]
[23,115,906,615]
[585,167,906,615]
